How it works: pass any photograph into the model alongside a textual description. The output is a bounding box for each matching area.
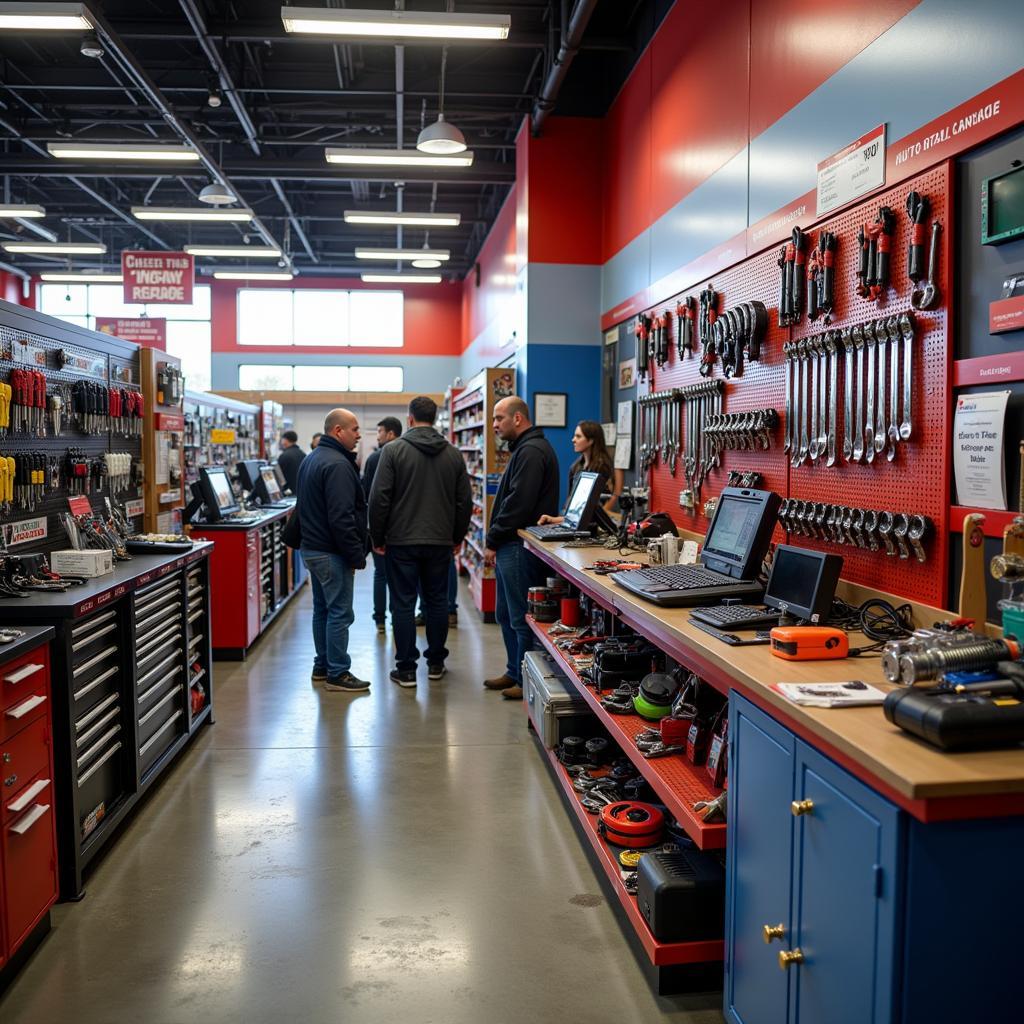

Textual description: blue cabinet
[726,696,901,1024]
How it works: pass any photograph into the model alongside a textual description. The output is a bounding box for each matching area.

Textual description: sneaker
[376,621,386,635]
[427,663,447,680]
[390,668,417,688]
[415,612,425,628]
[501,684,523,700]
[323,672,370,692]
[311,667,328,685]
[484,673,516,691]
[448,612,458,628]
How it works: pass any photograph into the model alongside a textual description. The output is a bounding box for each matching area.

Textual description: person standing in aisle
[310,432,322,448]
[296,408,370,692]
[368,397,472,687]
[277,430,306,494]
[484,396,560,699]
[362,416,404,634]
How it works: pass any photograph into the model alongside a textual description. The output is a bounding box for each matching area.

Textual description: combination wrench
[841,328,853,461]
[825,331,838,466]
[899,312,914,441]
[886,316,900,462]
[851,326,865,462]
[874,318,887,457]
[782,341,793,453]
[808,336,821,461]
[798,339,810,465]
[864,321,877,463]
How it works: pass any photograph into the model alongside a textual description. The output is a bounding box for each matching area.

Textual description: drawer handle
[778,949,804,970]
[72,664,118,703]
[7,777,50,813]
[76,707,121,749]
[77,741,121,785]
[791,800,815,817]
[139,709,183,756]
[6,694,46,719]
[763,924,786,944]
[72,621,117,653]
[138,685,182,726]
[73,645,118,679]
[10,802,49,836]
[71,609,116,638]
[3,662,44,685]
[76,725,121,769]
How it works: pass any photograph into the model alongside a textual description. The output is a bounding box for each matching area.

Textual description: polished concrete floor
[1,573,724,1024]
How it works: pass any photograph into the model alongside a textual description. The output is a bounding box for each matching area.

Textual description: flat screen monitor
[257,465,283,504]
[564,471,602,530]
[764,544,843,624]
[237,459,263,491]
[271,462,287,490]
[700,487,781,579]
[199,466,239,520]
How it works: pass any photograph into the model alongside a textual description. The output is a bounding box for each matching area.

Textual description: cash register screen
[259,466,283,503]
[205,467,236,512]
[563,472,599,529]
[703,493,762,566]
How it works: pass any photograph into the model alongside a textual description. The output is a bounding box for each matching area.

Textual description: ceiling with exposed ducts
[0,1,670,282]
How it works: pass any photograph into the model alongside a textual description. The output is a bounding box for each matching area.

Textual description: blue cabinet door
[725,695,796,1024]
[790,741,901,1024]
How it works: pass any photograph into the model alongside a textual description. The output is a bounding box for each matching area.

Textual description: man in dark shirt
[296,409,369,692]
[277,430,306,494]
[484,396,559,699]
[361,416,403,633]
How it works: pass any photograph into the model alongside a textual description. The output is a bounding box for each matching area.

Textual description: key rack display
[451,367,515,620]
[183,390,260,493]
[627,163,951,606]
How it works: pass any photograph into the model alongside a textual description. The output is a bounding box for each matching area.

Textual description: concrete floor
[0,573,724,1024]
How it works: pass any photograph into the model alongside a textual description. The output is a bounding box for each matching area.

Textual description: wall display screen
[982,164,1024,245]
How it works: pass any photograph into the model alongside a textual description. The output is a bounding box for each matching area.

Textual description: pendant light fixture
[198,182,237,205]
[417,46,466,155]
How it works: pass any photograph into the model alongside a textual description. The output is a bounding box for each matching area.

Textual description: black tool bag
[590,641,660,692]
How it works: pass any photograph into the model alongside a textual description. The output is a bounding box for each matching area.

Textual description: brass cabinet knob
[763,923,786,944]
[778,949,805,970]
[791,799,815,816]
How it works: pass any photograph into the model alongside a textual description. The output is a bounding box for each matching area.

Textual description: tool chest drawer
[1,677,48,743]
[3,782,57,953]
[0,644,51,717]
[3,768,52,825]
[1,714,51,808]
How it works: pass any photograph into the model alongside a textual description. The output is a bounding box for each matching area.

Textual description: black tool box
[636,848,725,942]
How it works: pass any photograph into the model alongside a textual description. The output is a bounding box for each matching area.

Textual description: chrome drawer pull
[77,742,121,785]
[75,691,119,732]
[76,707,120,748]
[73,645,118,679]
[71,621,117,653]
[139,685,182,726]
[139,710,183,756]
[135,575,180,601]
[135,600,182,634]
[137,666,180,706]
[6,694,46,720]
[136,628,181,661]
[10,803,49,835]
[138,651,180,689]
[72,665,118,703]
[3,662,44,685]
[71,609,116,638]
[7,778,49,813]
[76,724,121,769]
[187,609,203,624]
[136,633,181,666]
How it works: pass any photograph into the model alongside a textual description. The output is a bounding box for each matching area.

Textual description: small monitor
[237,459,263,492]
[564,471,602,530]
[271,462,286,490]
[764,544,843,624]
[700,487,782,579]
[256,465,283,504]
[199,466,239,521]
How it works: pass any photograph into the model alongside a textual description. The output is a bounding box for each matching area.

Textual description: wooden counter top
[521,534,1024,820]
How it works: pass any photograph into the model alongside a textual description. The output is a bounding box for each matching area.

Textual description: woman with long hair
[537,420,623,525]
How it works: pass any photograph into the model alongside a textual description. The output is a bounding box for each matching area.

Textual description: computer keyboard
[525,525,590,541]
[624,564,735,588]
[614,562,764,607]
[690,604,781,629]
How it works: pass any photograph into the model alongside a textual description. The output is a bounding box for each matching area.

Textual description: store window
[237,364,403,393]
[237,288,403,347]
[38,283,213,390]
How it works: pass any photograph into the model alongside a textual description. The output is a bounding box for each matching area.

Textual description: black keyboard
[625,564,735,588]
[525,525,591,541]
[614,563,764,607]
[690,604,781,629]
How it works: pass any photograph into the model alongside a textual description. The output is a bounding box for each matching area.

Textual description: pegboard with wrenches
[629,162,951,607]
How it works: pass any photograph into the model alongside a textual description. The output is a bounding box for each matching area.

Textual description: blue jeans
[494,541,546,683]
[371,550,389,623]
[448,557,458,613]
[386,545,452,671]
[302,550,355,678]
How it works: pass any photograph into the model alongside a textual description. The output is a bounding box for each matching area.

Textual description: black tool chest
[258,518,289,624]
[2,543,213,898]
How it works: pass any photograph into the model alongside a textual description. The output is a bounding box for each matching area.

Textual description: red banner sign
[121,250,194,305]
[95,316,167,349]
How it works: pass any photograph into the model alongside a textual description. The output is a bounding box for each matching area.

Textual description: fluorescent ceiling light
[281,7,510,41]
[132,206,253,222]
[48,142,200,162]
[0,204,46,218]
[185,245,281,258]
[355,247,449,262]
[326,147,473,168]
[343,210,461,227]
[40,272,123,282]
[2,241,106,254]
[361,273,442,284]
[0,3,92,30]
[212,271,294,281]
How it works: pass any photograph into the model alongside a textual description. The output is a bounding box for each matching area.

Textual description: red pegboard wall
[635,163,951,607]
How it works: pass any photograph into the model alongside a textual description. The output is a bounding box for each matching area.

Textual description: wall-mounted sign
[210,428,236,444]
[816,123,886,217]
[122,251,194,304]
[3,515,47,548]
[96,316,167,349]
[58,349,107,379]
[124,499,145,519]
[953,390,1010,510]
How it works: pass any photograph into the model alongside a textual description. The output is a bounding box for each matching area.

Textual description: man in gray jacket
[368,395,472,687]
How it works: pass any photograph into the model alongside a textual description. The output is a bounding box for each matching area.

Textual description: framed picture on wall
[614,436,633,470]
[617,400,633,435]
[602,422,616,445]
[534,392,567,428]
[618,358,636,389]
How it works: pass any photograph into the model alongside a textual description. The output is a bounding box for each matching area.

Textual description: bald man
[295,407,370,692]
[483,395,560,699]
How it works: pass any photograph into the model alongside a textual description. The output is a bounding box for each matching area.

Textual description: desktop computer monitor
[237,459,263,492]
[199,466,240,521]
[254,465,284,505]
[563,471,603,531]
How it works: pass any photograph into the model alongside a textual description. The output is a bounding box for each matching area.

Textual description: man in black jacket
[369,396,472,687]
[277,430,306,494]
[296,408,370,692]
[484,396,560,699]
[361,416,403,634]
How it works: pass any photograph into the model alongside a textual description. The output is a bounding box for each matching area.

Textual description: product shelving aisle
[450,368,515,619]
[183,390,260,492]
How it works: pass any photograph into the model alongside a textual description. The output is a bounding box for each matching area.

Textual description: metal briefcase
[522,650,592,747]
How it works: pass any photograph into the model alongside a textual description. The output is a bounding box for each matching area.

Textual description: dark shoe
[415,612,425,627]
[323,672,370,692]
[427,663,447,680]
[376,621,386,635]
[484,673,516,691]
[311,667,328,685]
[448,611,458,628]
[501,684,523,700]
[390,668,417,688]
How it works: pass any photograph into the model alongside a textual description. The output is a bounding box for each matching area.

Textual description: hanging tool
[959,513,989,628]
[675,296,695,357]
[911,220,942,310]
[905,191,930,285]
[790,227,807,325]
[855,226,869,298]
[867,206,896,302]
[807,246,821,321]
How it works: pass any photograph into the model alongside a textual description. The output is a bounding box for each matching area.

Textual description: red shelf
[532,726,724,967]
[950,506,1023,538]
[527,616,727,851]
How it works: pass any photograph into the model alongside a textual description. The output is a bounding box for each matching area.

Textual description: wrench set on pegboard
[629,163,951,606]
